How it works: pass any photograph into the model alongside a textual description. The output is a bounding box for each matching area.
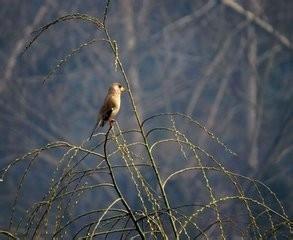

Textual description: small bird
[89,83,126,139]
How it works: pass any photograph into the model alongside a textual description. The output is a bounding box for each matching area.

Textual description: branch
[2,0,51,93]
[222,0,292,50]
[103,126,145,239]
[24,13,103,53]
[0,230,19,239]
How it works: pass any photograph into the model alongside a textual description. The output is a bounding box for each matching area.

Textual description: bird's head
[109,83,127,95]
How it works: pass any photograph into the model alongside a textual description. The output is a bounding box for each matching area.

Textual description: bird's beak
[121,86,127,93]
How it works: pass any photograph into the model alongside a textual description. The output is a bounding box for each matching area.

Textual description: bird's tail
[89,119,103,140]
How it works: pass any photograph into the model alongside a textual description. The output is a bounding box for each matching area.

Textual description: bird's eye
[118,85,122,88]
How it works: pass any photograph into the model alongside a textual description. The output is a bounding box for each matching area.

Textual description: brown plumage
[89,83,126,139]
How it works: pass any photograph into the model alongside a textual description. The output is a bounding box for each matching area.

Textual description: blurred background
[0,0,292,236]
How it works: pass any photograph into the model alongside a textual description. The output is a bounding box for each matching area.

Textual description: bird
[89,83,126,139]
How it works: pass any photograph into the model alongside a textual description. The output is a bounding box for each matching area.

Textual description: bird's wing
[89,93,118,140]
[100,95,116,121]
[89,106,114,140]
[101,107,113,122]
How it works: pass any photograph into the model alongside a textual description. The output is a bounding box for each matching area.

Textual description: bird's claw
[110,119,116,127]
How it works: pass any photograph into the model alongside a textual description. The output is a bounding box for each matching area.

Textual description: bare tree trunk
[246,0,262,169]
[121,0,143,120]
[2,0,53,93]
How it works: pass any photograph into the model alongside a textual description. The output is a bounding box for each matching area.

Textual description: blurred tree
[0,0,292,237]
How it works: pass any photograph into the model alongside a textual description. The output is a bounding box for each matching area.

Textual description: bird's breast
[109,95,121,116]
